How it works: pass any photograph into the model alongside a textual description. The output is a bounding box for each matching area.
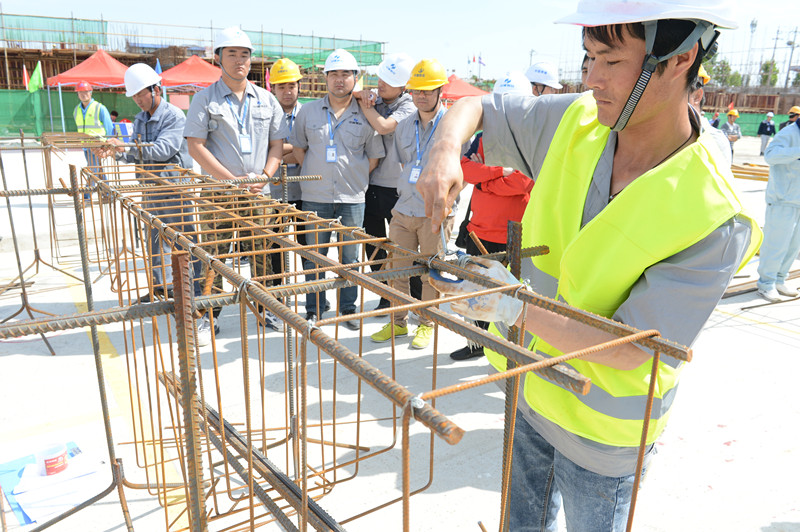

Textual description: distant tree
[729,71,743,87]
[713,58,732,86]
[760,60,779,86]
[794,71,800,87]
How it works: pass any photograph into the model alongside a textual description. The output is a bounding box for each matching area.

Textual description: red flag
[728,101,734,110]
[22,64,29,90]
[473,55,476,63]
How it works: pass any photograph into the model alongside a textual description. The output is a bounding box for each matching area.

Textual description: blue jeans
[509,419,639,532]
[757,202,800,291]
[302,201,365,315]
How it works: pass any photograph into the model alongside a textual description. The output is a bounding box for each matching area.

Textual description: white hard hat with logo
[124,63,162,97]
[214,26,254,55]
[493,71,533,96]
[525,62,563,90]
[556,0,736,131]
[377,53,414,87]
[324,49,360,74]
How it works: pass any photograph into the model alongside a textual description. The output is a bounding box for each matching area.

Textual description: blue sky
[2,1,797,84]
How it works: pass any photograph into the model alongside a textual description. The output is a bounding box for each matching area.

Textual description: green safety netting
[0,14,107,46]
[703,112,791,136]
[242,31,383,69]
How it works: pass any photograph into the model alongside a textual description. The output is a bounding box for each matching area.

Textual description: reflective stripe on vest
[485,93,762,447]
[74,100,105,137]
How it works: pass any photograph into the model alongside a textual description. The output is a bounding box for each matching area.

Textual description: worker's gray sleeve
[141,112,185,163]
[481,92,581,180]
[183,90,210,140]
[288,106,309,149]
[614,215,752,367]
[365,128,386,159]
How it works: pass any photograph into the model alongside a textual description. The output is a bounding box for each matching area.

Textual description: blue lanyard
[326,110,346,145]
[415,109,444,166]
[225,94,250,134]
[287,105,296,133]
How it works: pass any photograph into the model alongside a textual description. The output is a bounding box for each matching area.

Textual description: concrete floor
[1,136,799,531]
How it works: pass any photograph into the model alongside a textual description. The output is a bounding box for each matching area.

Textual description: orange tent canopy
[441,74,488,100]
[47,49,128,88]
[160,55,222,89]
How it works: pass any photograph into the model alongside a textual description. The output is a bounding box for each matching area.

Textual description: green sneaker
[411,324,434,349]
[371,322,408,343]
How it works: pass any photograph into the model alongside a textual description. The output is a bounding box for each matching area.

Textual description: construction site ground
[1,135,799,531]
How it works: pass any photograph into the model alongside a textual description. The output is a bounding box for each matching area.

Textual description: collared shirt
[720,120,742,147]
[119,99,191,181]
[270,101,303,202]
[289,94,385,204]
[184,79,284,177]
[393,105,458,217]
[481,92,752,476]
[369,92,416,188]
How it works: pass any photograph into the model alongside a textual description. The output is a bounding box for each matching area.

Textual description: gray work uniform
[393,106,458,218]
[289,94,385,204]
[118,99,199,293]
[269,101,303,202]
[481,92,752,477]
[183,79,285,295]
[370,93,416,187]
[184,79,284,179]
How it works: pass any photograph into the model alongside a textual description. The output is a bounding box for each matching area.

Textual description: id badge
[240,134,252,154]
[408,166,422,184]
[326,144,338,163]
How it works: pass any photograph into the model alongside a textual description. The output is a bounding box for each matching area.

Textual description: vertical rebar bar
[172,251,208,532]
[499,221,523,532]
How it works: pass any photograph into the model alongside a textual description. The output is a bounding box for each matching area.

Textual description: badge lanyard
[287,105,296,133]
[409,109,444,183]
[325,110,346,163]
[226,94,252,154]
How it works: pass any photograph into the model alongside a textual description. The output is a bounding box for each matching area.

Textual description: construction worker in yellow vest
[417,1,762,529]
[73,80,114,138]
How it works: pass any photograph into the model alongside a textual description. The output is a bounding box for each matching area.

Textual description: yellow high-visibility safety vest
[485,93,761,448]
[73,100,106,137]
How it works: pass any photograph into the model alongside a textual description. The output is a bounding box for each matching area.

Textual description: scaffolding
[0,137,691,531]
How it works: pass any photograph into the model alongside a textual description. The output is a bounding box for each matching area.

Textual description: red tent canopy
[47,49,128,88]
[441,74,488,100]
[160,55,221,89]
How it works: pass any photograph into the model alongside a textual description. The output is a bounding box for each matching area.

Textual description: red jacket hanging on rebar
[461,133,534,244]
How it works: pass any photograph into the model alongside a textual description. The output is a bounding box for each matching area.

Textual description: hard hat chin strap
[611,20,716,132]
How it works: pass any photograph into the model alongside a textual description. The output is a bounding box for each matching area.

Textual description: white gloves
[428,255,524,326]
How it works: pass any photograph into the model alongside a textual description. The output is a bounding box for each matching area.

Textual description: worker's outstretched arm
[417,96,483,232]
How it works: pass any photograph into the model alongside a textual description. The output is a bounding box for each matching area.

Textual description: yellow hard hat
[270,58,302,84]
[789,105,800,115]
[727,109,739,117]
[698,65,710,85]
[406,59,448,91]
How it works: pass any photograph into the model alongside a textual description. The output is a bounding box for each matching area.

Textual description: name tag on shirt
[326,145,338,163]
[408,166,422,184]
[240,134,252,154]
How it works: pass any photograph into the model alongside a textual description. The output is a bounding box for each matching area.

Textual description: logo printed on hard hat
[387,63,397,73]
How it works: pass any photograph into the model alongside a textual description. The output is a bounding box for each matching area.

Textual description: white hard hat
[124,63,161,97]
[525,62,562,90]
[556,0,737,29]
[767,112,774,117]
[493,71,533,95]
[324,49,360,74]
[377,53,414,87]
[214,26,254,54]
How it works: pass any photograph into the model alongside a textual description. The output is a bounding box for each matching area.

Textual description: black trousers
[364,185,421,300]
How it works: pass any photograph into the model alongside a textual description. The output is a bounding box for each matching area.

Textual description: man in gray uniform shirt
[289,49,384,330]
[184,26,286,338]
[104,63,202,308]
[418,1,761,529]
[353,52,420,312]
